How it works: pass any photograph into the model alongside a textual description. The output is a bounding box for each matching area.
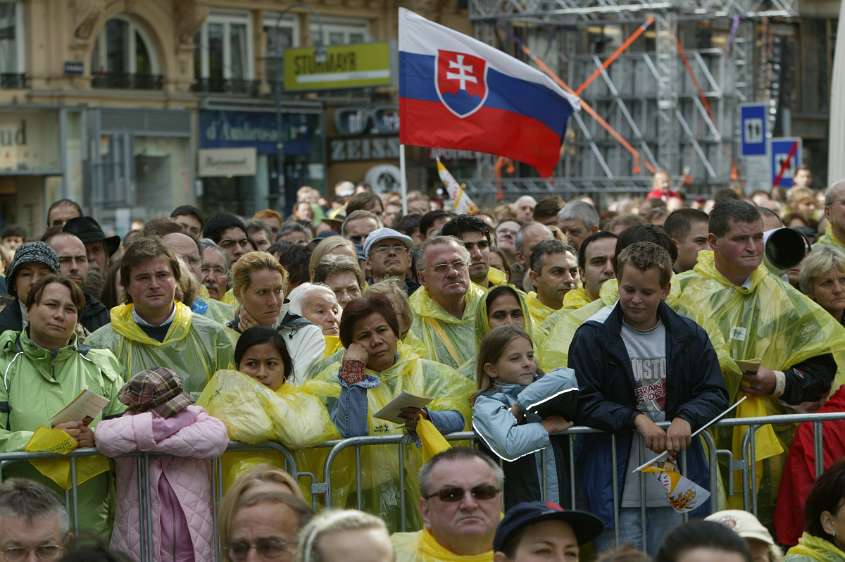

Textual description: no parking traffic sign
[770,137,802,188]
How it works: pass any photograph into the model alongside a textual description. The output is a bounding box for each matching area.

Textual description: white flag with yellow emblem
[436,158,479,214]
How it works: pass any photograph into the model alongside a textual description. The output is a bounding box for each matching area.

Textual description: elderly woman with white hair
[798,245,845,324]
[287,283,342,337]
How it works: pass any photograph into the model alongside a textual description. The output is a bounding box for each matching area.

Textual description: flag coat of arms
[398,8,579,177]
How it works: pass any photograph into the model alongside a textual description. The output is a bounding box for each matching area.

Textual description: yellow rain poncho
[537,280,619,371]
[86,302,235,395]
[203,297,236,326]
[221,288,238,305]
[197,370,339,494]
[672,251,845,508]
[0,330,125,535]
[487,267,507,286]
[814,229,845,250]
[392,529,493,562]
[311,347,475,530]
[561,286,594,309]
[406,284,485,369]
[525,291,556,328]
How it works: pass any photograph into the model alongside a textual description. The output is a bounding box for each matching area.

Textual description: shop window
[310,18,369,46]
[193,12,258,96]
[263,14,299,93]
[0,1,25,88]
[91,16,162,90]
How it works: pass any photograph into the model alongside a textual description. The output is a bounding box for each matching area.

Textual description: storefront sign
[198,148,257,177]
[334,105,399,135]
[330,136,399,162]
[283,42,392,91]
[0,111,60,173]
[64,61,85,76]
[199,110,316,156]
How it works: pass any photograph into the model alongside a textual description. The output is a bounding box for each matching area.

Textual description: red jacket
[774,385,845,546]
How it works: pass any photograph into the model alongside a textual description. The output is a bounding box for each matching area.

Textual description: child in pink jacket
[95,367,229,562]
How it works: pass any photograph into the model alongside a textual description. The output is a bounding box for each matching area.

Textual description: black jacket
[567,301,728,526]
[80,292,110,333]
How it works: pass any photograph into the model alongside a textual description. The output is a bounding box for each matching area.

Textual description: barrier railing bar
[568,433,576,509]
[68,456,79,537]
[638,434,647,548]
[611,432,620,545]
[136,456,148,562]
[399,439,407,532]
[813,421,825,478]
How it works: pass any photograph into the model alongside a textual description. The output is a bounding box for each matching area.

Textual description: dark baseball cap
[493,501,604,552]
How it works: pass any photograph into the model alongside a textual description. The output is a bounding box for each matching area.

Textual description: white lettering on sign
[446,55,478,91]
[330,137,400,162]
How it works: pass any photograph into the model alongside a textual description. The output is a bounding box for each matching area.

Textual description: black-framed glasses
[227,537,293,561]
[424,484,500,503]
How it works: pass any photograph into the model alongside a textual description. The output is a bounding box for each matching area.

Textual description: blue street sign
[740,103,767,157]
[769,137,802,188]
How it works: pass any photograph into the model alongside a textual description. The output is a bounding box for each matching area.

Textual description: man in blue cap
[493,501,604,562]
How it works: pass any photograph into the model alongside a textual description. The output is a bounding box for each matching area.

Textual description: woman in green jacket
[0,275,124,536]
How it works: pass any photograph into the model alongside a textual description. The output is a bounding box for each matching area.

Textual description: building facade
[3,0,469,237]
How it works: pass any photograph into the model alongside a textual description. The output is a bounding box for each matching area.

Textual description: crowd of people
[0,169,844,561]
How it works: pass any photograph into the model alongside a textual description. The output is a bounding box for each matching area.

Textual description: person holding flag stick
[568,241,728,556]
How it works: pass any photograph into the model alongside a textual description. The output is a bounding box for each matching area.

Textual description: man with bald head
[162,231,234,325]
[817,179,845,249]
[46,232,109,333]
[163,232,202,281]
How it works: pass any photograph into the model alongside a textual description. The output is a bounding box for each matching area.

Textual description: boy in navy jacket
[568,241,727,555]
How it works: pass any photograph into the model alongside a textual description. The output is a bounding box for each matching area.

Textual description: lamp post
[273,5,326,213]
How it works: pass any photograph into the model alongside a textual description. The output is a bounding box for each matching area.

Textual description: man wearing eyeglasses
[407,236,485,368]
[342,210,382,249]
[364,227,417,293]
[392,448,503,562]
[441,215,506,288]
[0,479,71,562]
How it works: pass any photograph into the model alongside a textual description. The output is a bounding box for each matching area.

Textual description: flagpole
[632,396,748,473]
[399,144,408,214]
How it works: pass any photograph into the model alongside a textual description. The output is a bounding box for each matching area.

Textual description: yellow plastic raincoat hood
[525,291,556,328]
[86,302,235,394]
[537,279,619,371]
[406,284,485,368]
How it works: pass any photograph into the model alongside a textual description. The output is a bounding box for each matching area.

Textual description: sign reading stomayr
[283,42,392,91]
[769,137,802,188]
[198,147,257,177]
[740,103,767,157]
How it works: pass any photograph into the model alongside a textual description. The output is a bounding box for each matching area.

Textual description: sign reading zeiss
[740,103,767,157]
[199,110,316,156]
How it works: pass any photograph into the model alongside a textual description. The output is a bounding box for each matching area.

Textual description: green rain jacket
[86,302,235,395]
[0,330,125,535]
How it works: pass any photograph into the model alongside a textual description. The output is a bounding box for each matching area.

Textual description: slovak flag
[398,8,579,177]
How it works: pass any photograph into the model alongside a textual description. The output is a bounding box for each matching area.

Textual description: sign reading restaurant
[283,42,392,91]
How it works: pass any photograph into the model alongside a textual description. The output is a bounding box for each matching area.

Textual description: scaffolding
[462,0,799,205]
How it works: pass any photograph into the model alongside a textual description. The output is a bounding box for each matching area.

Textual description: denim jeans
[594,506,684,556]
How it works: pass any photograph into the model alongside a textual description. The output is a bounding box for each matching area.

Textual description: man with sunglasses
[392,448,503,562]
[0,479,72,562]
[442,215,506,288]
[407,236,485,368]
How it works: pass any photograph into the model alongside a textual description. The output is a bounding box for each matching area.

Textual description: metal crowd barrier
[0,411,843,561]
